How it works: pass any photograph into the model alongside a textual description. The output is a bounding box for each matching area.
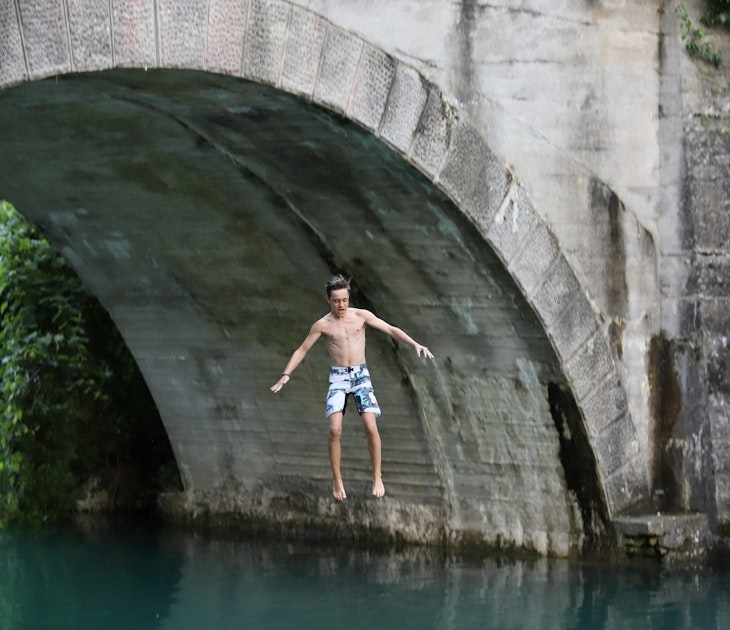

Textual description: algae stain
[648,333,683,512]
[547,382,611,551]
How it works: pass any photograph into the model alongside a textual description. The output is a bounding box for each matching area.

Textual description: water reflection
[0,521,182,629]
[1,520,728,629]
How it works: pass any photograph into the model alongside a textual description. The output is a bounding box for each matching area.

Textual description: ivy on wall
[673,0,729,67]
[0,200,180,526]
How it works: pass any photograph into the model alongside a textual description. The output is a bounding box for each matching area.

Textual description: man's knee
[328,412,343,439]
[360,413,378,434]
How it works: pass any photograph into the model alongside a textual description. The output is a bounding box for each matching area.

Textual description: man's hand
[416,344,434,359]
[270,374,290,393]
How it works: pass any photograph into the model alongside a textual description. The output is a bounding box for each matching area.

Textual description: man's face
[327,288,349,319]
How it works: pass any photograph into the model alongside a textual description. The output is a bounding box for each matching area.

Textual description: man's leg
[361,412,385,497]
[328,411,346,500]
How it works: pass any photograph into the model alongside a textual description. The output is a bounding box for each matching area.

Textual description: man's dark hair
[325,274,351,297]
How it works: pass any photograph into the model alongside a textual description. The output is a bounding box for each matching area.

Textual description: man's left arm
[363,310,435,359]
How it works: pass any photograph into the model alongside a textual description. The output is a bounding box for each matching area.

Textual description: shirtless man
[270,274,434,500]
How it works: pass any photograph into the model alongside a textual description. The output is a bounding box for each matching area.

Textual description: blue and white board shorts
[326,364,381,418]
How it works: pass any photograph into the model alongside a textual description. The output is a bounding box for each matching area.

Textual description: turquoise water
[2,520,729,629]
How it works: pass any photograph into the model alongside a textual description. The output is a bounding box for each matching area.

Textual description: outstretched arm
[270,324,322,392]
[364,311,435,359]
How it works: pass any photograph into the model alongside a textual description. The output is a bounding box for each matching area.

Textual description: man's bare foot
[372,477,385,498]
[333,478,347,501]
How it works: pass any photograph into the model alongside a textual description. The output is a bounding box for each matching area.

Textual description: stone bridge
[1,0,728,556]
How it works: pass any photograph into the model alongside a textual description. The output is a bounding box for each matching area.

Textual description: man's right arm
[270,322,323,393]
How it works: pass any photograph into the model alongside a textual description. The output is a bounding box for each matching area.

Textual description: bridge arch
[1,0,650,553]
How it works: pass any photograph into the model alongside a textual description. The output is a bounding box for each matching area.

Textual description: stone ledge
[613,513,709,561]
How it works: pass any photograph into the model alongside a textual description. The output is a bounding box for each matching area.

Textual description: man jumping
[270,274,434,500]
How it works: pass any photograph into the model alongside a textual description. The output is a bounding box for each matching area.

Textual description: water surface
[1,520,728,629]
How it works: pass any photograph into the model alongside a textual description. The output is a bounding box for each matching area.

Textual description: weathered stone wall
[670,5,730,525]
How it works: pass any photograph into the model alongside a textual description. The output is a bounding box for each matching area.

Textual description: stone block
[688,254,730,298]
[314,27,363,113]
[280,7,327,97]
[700,297,730,336]
[0,2,25,86]
[467,158,512,233]
[112,0,157,67]
[707,350,730,400]
[699,300,730,389]
[508,224,560,299]
[438,122,509,229]
[67,0,112,71]
[658,253,692,300]
[715,475,730,518]
[603,456,650,515]
[546,293,599,365]
[530,254,582,328]
[158,0,208,67]
[206,0,249,75]
[379,64,428,155]
[689,164,730,252]
[659,296,699,339]
[614,514,709,552]
[660,528,702,552]
[564,328,615,402]
[438,123,490,204]
[707,398,730,444]
[347,44,396,132]
[16,0,69,78]
[581,372,629,437]
[593,413,640,476]
[485,184,541,266]
[409,88,457,178]
[710,436,730,474]
[242,0,290,85]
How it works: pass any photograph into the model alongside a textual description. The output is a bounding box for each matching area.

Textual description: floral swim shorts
[326,364,381,419]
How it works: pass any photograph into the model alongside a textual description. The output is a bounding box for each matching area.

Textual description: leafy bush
[0,200,180,525]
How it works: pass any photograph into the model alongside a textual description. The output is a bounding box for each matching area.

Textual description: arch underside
[0,0,649,554]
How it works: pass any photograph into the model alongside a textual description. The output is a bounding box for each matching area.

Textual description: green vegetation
[676,2,723,67]
[702,0,730,27]
[0,200,180,526]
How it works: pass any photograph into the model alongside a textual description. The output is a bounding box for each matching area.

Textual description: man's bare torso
[317,307,368,367]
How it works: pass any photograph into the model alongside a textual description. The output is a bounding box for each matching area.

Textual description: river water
[2,519,729,630]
